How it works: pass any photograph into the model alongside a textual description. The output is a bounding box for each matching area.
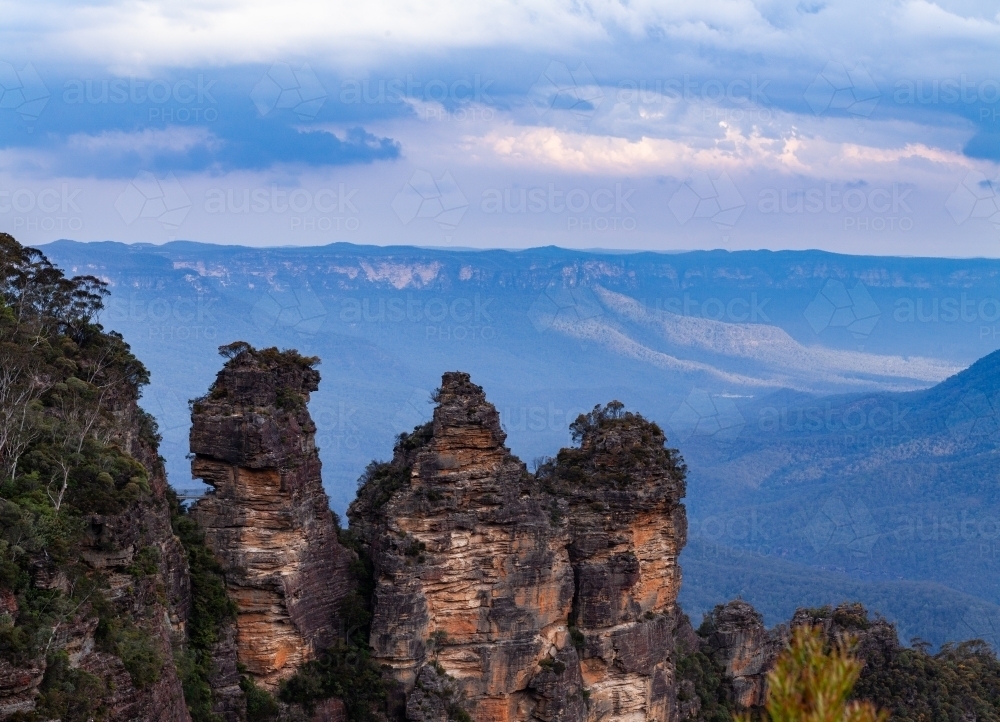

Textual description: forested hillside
[0,232,192,721]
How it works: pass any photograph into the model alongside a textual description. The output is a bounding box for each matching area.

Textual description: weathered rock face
[351,372,581,722]
[207,622,246,721]
[544,402,688,722]
[350,373,689,722]
[190,345,355,689]
[698,601,785,708]
[693,601,900,715]
[790,603,898,671]
[0,657,44,718]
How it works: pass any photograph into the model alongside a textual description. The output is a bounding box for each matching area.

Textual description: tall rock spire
[190,343,355,689]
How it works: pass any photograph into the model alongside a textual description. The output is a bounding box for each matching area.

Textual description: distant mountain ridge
[678,347,1000,645]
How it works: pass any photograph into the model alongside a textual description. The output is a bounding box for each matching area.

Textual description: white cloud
[840,141,972,167]
[1,0,997,74]
[474,123,781,174]
[460,117,974,181]
[3,0,1000,257]
[3,0,610,72]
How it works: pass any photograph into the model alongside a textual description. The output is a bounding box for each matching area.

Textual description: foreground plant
[744,625,888,722]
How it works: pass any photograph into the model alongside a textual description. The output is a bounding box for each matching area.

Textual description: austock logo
[803,279,881,338]
[946,171,1000,233]
[314,401,361,455]
[500,403,590,435]
[251,285,327,336]
[0,184,84,233]
[115,171,192,232]
[392,170,469,230]
[527,61,603,118]
[0,62,49,124]
[946,389,1000,442]
[668,389,746,444]
[338,74,494,106]
[616,74,771,106]
[758,183,914,232]
[804,61,880,117]
[804,497,879,556]
[757,401,911,435]
[251,62,327,120]
[205,184,361,232]
[339,294,496,342]
[62,74,218,123]
[956,608,1000,650]
[392,389,434,432]
[480,183,637,232]
[668,172,745,230]
[146,386,189,434]
[527,285,602,333]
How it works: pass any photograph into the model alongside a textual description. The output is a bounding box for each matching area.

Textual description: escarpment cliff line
[190,342,355,689]
[350,372,689,722]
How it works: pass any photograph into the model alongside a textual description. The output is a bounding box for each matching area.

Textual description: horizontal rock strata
[350,373,689,722]
[191,344,355,689]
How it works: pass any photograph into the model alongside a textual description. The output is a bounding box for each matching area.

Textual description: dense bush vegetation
[682,602,1000,721]
[854,637,1000,720]
[536,401,687,490]
[0,233,169,717]
[677,646,737,722]
[747,625,886,722]
[170,488,237,722]
[278,640,388,722]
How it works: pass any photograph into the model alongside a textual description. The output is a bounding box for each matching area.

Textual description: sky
[2,0,1000,256]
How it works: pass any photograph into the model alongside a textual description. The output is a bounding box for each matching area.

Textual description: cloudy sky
[2,0,1000,255]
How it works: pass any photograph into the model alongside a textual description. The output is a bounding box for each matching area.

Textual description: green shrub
[34,652,107,722]
[278,643,387,722]
[241,675,280,721]
[169,489,237,721]
[677,648,735,722]
[176,646,222,722]
[95,612,162,688]
[126,545,161,577]
[744,625,886,722]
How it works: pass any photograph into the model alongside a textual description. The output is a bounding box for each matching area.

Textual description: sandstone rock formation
[349,372,689,722]
[350,372,581,722]
[698,600,785,708]
[789,603,898,665]
[691,601,902,717]
[190,344,356,689]
[542,400,688,722]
